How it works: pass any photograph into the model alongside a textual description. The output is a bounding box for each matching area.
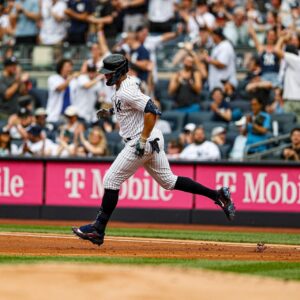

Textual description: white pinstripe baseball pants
[103,128,178,190]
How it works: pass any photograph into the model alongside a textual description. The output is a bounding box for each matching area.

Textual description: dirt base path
[0,264,299,300]
[1,232,300,261]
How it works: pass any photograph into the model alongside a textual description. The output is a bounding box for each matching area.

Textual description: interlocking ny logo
[115,99,122,112]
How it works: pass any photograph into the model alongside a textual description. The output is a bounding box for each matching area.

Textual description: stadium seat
[230,100,251,113]
[218,144,232,159]
[155,79,171,100]
[30,88,49,108]
[186,111,214,125]
[105,131,122,143]
[160,111,186,132]
[271,113,298,134]
[32,46,54,68]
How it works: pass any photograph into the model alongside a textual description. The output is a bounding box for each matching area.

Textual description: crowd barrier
[0,157,299,227]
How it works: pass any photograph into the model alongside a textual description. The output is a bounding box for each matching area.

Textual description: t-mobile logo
[65,169,85,198]
[216,172,237,193]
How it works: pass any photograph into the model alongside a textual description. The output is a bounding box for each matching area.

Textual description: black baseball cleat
[72,223,105,246]
[215,187,236,221]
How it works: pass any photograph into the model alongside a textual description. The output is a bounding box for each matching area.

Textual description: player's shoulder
[119,76,140,94]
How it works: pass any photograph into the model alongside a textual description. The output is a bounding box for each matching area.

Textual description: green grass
[0,255,299,281]
[0,224,299,245]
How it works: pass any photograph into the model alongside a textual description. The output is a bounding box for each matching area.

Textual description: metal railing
[243,133,290,161]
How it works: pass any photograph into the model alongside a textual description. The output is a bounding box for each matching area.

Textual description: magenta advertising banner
[46,162,193,209]
[0,161,43,205]
[195,165,300,212]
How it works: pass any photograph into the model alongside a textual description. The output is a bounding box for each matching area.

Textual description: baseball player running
[72,54,236,246]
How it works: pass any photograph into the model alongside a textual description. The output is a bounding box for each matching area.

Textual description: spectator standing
[46,59,78,122]
[73,63,103,123]
[64,0,94,44]
[205,27,237,91]
[244,97,271,153]
[0,57,27,120]
[0,1,14,45]
[148,0,176,33]
[125,32,152,88]
[81,27,111,73]
[210,87,232,122]
[282,127,300,161]
[39,0,67,45]
[122,0,147,32]
[136,24,183,84]
[188,0,216,40]
[168,54,202,112]
[274,33,300,121]
[11,0,41,44]
[179,126,221,161]
[248,23,281,86]
[223,7,249,46]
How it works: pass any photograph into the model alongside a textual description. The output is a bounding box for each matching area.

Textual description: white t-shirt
[39,0,67,45]
[72,74,102,123]
[188,12,216,39]
[0,14,10,29]
[20,139,58,156]
[179,141,221,161]
[208,40,237,91]
[144,35,162,83]
[148,0,176,23]
[46,74,76,122]
[283,52,300,101]
[112,76,150,139]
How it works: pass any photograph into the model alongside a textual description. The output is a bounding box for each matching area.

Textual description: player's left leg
[72,142,149,245]
[144,151,236,221]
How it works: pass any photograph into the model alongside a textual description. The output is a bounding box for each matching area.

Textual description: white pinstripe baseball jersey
[112,76,150,139]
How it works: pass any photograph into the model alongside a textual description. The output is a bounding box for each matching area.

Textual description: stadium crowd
[0,0,300,161]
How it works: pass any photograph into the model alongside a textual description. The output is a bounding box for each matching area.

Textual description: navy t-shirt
[260,51,280,74]
[68,0,94,34]
[130,45,150,82]
[212,100,230,122]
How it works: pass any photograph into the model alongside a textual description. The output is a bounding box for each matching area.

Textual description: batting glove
[135,139,146,157]
[96,108,113,120]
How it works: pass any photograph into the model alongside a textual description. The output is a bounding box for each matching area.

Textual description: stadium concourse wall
[0,157,299,228]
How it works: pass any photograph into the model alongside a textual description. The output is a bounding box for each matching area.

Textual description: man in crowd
[282,127,300,161]
[0,57,27,120]
[179,126,221,161]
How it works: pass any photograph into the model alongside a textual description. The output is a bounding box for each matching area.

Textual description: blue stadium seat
[229,100,251,113]
[160,111,186,132]
[271,113,298,134]
[186,111,214,125]
[30,88,48,108]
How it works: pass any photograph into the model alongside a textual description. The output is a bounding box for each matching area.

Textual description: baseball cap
[3,56,18,67]
[64,105,78,117]
[34,107,48,117]
[0,127,9,135]
[235,116,246,126]
[18,107,32,118]
[27,125,42,136]
[184,123,196,132]
[211,126,226,136]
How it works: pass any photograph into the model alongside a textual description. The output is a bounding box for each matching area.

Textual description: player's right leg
[72,143,145,246]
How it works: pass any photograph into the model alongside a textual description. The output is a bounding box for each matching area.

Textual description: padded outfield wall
[0,157,299,227]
